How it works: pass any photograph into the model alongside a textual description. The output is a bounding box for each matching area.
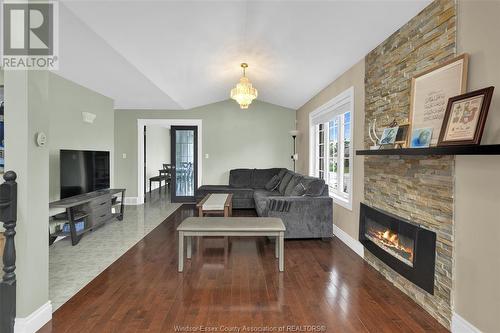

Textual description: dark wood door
[170,126,198,203]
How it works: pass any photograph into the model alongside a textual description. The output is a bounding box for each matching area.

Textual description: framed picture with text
[438,87,494,146]
[409,54,469,146]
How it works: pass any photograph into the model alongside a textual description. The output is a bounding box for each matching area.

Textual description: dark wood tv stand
[49,189,126,246]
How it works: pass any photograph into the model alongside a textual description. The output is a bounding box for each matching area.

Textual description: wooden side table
[197,193,233,217]
[195,193,233,253]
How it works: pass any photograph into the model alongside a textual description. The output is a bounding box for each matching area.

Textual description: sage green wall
[115,100,295,198]
[4,70,114,321]
[48,73,114,201]
[454,1,500,332]
[5,71,50,318]
[296,59,365,241]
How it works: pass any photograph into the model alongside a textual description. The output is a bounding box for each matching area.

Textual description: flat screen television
[60,149,110,199]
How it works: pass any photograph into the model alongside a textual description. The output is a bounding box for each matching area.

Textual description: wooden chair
[160,164,172,191]
[149,164,172,196]
[149,176,165,196]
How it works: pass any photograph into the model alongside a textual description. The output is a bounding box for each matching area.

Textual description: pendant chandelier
[230,63,258,109]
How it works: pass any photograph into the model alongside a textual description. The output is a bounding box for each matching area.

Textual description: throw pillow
[290,182,306,196]
[304,179,326,197]
[284,175,302,196]
[277,169,287,179]
[265,175,281,191]
[278,172,293,194]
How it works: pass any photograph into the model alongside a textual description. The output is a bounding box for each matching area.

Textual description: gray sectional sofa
[195,168,333,239]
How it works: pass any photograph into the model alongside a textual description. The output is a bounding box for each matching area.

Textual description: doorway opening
[137,119,202,205]
[143,124,172,203]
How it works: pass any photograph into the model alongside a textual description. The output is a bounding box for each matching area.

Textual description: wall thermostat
[36,132,47,147]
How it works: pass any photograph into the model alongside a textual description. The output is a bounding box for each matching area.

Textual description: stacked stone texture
[364,0,456,328]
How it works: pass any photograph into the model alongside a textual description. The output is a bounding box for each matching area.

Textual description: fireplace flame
[382,230,398,243]
[369,229,414,263]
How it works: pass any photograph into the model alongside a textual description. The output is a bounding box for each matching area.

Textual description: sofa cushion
[232,198,255,209]
[252,168,282,188]
[278,171,294,194]
[229,169,253,188]
[290,182,307,196]
[229,188,254,200]
[196,185,254,200]
[284,175,303,196]
[254,189,281,200]
[265,175,281,191]
[196,185,232,200]
[301,177,327,197]
[277,169,287,179]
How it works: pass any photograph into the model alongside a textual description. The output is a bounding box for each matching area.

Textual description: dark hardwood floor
[39,205,448,333]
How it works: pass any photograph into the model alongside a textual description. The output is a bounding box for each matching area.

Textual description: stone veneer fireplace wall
[363,0,455,328]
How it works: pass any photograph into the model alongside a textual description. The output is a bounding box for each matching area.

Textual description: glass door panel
[170,126,197,202]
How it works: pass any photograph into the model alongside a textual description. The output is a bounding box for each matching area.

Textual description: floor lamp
[289,130,299,172]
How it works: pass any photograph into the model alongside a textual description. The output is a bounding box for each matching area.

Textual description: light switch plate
[122,153,127,159]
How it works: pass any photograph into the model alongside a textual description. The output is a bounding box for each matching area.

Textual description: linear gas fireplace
[359,203,436,294]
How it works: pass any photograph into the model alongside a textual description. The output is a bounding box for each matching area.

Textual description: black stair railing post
[0,171,18,333]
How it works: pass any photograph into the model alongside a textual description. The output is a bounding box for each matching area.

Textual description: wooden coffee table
[196,193,233,217]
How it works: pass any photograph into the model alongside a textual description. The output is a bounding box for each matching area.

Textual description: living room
[0,1,499,333]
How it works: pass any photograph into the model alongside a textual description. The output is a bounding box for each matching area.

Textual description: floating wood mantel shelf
[356,144,500,156]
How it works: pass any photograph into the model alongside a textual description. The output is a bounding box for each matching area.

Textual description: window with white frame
[309,87,353,210]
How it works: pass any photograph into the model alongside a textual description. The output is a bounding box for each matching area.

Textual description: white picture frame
[409,54,468,146]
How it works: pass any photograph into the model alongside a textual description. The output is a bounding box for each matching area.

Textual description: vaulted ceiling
[57,1,431,110]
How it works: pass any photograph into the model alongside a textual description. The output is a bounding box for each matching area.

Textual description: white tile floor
[49,190,181,311]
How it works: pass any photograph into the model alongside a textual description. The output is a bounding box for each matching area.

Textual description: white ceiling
[57,0,431,110]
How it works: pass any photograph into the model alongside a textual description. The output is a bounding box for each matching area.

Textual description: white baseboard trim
[15,301,52,333]
[124,196,142,205]
[452,313,482,333]
[332,224,364,258]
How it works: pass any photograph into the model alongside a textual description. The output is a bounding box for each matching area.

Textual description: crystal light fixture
[230,63,258,109]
